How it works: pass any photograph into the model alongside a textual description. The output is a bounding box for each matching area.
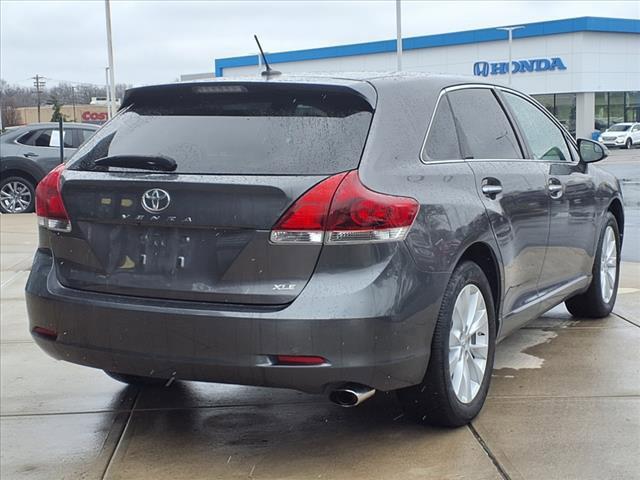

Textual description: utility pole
[71,86,77,122]
[497,26,524,85]
[104,0,117,117]
[395,0,403,71]
[32,74,46,122]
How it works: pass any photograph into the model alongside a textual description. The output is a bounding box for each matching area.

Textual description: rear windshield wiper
[93,155,177,172]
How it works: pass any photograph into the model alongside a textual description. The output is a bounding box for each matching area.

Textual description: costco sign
[81,111,108,123]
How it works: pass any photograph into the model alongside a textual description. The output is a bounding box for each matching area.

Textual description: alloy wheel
[0,180,32,213]
[448,284,489,404]
[600,226,617,303]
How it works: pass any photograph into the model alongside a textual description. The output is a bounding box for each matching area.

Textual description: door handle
[548,178,563,199]
[481,178,503,198]
[23,152,39,158]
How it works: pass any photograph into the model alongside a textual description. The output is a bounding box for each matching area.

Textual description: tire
[397,261,496,427]
[0,176,36,214]
[104,371,174,387]
[625,138,632,149]
[565,212,620,318]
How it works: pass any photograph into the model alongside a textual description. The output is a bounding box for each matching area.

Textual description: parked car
[598,122,640,149]
[26,76,623,427]
[0,122,99,213]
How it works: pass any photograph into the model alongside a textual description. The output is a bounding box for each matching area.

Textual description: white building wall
[222,32,640,95]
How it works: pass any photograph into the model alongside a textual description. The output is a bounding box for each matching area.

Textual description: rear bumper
[26,249,447,393]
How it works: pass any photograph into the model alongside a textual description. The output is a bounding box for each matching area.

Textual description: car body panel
[1,123,99,183]
[25,73,624,394]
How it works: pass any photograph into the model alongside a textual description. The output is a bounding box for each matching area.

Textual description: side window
[16,130,41,146]
[34,129,54,147]
[447,88,522,159]
[78,129,96,145]
[422,95,461,161]
[502,92,571,161]
[47,130,73,148]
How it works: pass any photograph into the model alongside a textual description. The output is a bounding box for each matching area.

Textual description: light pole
[497,26,524,85]
[105,67,112,119]
[104,0,117,117]
[396,0,402,71]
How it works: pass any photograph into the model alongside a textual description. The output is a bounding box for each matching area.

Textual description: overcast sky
[1,0,638,87]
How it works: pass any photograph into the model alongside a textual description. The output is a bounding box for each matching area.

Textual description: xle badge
[273,284,297,291]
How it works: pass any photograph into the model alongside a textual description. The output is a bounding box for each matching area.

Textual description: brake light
[32,326,58,340]
[36,164,71,232]
[275,355,327,366]
[270,170,419,244]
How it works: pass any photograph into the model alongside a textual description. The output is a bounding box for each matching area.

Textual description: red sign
[81,111,108,122]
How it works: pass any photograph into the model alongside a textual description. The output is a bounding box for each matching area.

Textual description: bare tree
[1,78,132,110]
[1,103,22,127]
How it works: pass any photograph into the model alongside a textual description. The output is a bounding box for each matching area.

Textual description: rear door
[446,86,550,332]
[17,128,71,171]
[499,90,597,304]
[56,82,375,305]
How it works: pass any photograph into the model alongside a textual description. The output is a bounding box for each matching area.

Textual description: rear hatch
[55,81,375,305]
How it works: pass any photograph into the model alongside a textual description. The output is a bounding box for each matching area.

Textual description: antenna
[254,35,281,77]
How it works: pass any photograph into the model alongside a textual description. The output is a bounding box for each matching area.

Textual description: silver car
[0,122,99,213]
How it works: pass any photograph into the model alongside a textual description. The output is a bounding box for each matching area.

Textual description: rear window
[67,83,374,175]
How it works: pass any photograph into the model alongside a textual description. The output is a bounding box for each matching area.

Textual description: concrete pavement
[1,213,639,480]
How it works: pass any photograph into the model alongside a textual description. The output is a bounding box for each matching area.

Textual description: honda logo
[473,61,490,77]
[141,189,171,213]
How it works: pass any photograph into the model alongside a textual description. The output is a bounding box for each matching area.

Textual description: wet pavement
[2,195,639,478]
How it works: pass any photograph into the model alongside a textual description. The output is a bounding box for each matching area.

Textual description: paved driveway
[1,209,639,479]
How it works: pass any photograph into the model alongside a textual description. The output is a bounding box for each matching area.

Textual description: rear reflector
[275,355,327,366]
[270,170,419,244]
[32,326,58,340]
[35,164,71,232]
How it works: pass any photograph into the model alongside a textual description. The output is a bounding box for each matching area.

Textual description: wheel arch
[607,197,624,244]
[456,242,502,330]
[1,157,46,185]
[0,168,38,187]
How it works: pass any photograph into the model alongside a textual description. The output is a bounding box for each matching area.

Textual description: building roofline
[214,16,640,77]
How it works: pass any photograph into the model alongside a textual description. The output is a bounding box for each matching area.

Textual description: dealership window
[594,91,640,130]
[531,93,576,136]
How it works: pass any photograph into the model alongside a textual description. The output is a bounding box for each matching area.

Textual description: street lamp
[105,67,112,119]
[396,0,402,71]
[497,26,524,85]
[104,0,117,117]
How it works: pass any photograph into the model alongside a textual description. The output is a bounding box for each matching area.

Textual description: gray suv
[26,75,623,427]
[0,122,98,213]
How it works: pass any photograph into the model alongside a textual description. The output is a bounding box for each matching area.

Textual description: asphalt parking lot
[1,149,639,480]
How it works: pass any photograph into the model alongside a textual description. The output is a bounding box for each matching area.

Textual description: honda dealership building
[212,17,639,139]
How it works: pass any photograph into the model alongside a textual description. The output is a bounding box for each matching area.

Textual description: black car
[0,122,99,213]
[26,75,623,427]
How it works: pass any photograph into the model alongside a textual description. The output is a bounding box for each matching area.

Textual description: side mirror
[578,138,608,163]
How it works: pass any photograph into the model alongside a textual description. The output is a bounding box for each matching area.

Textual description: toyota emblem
[141,188,171,213]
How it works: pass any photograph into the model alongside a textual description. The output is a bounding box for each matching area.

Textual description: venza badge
[141,188,171,213]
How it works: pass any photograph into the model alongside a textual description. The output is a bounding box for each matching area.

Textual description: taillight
[36,164,71,232]
[274,355,327,366]
[270,170,419,244]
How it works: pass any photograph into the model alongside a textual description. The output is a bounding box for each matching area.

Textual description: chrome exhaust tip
[329,384,376,407]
